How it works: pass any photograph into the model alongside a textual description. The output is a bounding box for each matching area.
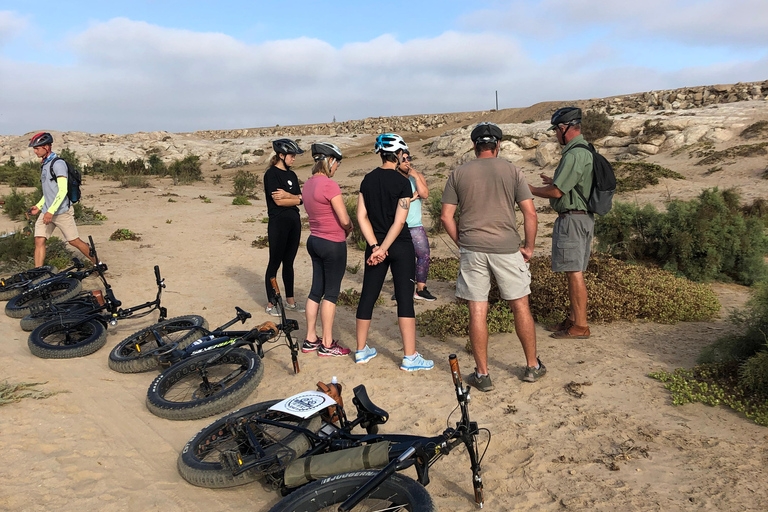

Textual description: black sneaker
[466,369,494,392]
[414,288,436,301]
[523,358,547,383]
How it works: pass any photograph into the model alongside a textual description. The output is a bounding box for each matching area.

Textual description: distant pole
[495,91,498,111]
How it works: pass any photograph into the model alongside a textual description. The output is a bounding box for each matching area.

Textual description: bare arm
[356,193,377,247]
[518,198,537,262]
[368,197,410,265]
[441,203,459,246]
[529,173,564,199]
[330,194,353,235]
[410,170,429,199]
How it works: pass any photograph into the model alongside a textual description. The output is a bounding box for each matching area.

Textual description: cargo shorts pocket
[555,240,580,266]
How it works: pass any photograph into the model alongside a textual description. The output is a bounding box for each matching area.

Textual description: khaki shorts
[456,248,531,301]
[551,213,594,272]
[35,207,80,241]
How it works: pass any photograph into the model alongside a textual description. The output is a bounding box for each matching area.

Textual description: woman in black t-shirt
[263,138,304,316]
[354,134,433,372]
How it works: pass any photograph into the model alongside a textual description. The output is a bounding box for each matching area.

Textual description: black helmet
[29,132,54,147]
[549,107,581,130]
[470,122,503,144]
[272,138,304,155]
[311,142,343,162]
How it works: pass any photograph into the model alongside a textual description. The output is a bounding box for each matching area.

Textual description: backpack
[48,157,82,204]
[565,142,615,216]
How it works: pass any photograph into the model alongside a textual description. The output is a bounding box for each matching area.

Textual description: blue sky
[1,0,766,134]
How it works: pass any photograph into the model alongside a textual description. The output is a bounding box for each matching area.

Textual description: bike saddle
[352,385,389,425]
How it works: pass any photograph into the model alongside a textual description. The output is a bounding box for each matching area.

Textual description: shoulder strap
[562,143,594,206]
[48,157,61,181]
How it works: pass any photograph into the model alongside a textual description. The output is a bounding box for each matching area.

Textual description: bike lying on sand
[0,264,58,301]
[5,236,107,319]
[27,265,168,359]
[178,354,488,511]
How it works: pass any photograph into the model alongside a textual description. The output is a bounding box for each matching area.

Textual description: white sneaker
[355,345,377,364]
[284,302,305,313]
[265,304,281,317]
[400,353,434,372]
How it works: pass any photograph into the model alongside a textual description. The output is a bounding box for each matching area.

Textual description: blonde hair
[267,154,281,169]
[311,157,331,177]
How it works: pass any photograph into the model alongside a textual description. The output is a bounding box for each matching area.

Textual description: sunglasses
[402,156,412,162]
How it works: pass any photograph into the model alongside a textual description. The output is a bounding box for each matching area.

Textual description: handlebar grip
[270,278,280,296]
[449,354,462,388]
[154,265,161,282]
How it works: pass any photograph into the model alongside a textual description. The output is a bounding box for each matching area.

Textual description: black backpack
[565,142,615,216]
[48,157,82,204]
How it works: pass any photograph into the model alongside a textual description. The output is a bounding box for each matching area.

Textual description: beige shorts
[35,207,80,241]
[456,248,531,301]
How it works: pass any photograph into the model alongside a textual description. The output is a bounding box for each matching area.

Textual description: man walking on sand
[529,107,593,339]
[28,132,95,267]
[441,122,545,391]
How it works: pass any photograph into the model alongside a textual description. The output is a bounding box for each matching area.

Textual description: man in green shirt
[529,107,593,339]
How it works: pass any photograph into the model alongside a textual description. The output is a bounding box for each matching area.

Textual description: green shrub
[0,235,71,273]
[169,155,203,184]
[435,162,446,168]
[232,170,259,197]
[428,257,460,281]
[251,236,269,248]
[0,189,36,220]
[740,197,768,226]
[120,175,151,188]
[416,302,516,340]
[697,142,768,166]
[337,288,384,307]
[0,159,39,187]
[739,121,768,140]
[595,188,768,285]
[73,203,107,224]
[109,229,141,241]
[344,195,367,251]
[522,119,535,124]
[232,196,251,205]
[643,119,667,136]
[212,174,222,185]
[147,154,167,175]
[611,161,685,192]
[581,110,614,140]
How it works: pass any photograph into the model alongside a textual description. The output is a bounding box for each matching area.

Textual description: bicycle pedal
[219,450,244,472]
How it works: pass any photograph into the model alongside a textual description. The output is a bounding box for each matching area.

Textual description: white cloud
[0,14,765,135]
[0,11,27,47]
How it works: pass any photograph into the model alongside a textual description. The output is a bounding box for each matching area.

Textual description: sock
[405,353,418,361]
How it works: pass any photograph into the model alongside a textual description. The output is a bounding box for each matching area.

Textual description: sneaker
[523,358,547,383]
[466,369,494,392]
[265,304,281,317]
[284,302,305,313]
[355,345,377,364]
[318,340,352,357]
[391,294,396,301]
[414,288,436,301]
[301,338,322,353]
[400,353,434,372]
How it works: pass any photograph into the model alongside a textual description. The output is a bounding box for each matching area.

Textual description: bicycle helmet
[374,133,408,154]
[470,122,503,144]
[311,142,343,162]
[272,138,305,155]
[548,107,581,130]
[29,132,54,147]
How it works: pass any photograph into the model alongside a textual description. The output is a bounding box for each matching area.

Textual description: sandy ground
[1,105,768,512]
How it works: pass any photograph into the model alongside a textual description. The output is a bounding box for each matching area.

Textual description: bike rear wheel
[28,317,107,359]
[108,315,208,373]
[20,300,97,331]
[268,471,435,512]
[5,278,82,318]
[177,399,322,488]
[146,348,264,421]
[0,265,57,301]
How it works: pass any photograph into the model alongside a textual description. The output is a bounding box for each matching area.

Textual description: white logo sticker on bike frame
[268,391,337,419]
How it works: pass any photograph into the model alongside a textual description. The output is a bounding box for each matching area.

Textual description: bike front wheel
[108,315,209,373]
[5,278,82,318]
[0,265,57,301]
[28,317,107,359]
[268,470,436,512]
[146,348,264,421]
[177,399,322,488]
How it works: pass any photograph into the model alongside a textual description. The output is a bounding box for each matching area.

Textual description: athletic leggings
[356,240,416,320]
[265,212,301,302]
[409,226,430,284]
[306,235,347,304]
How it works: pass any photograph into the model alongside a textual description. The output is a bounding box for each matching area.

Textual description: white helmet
[374,133,408,154]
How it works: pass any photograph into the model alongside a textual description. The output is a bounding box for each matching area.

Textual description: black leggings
[265,212,301,302]
[307,235,347,304]
[356,240,415,320]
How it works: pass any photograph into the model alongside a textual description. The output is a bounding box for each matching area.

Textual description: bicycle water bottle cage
[352,385,389,425]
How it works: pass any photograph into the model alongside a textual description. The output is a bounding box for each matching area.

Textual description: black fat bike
[138,279,302,421]
[5,236,107,319]
[178,355,488,511]
[26,265,168,359]
[0,265,59,301]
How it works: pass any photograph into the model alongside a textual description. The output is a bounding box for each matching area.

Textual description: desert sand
[1,94,767,512]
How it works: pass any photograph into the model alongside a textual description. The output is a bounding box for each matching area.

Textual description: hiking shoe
[318,340,351,357]
[355,345,377,364]
[550,325,591,339]
[400,353,434,372]
[545,318,573,332]
[265,304,281,317]
[523,358,547,383]
[284,302,305,313]
[414,288,436,301]
[466,369,494,392]
[301,338,322,353]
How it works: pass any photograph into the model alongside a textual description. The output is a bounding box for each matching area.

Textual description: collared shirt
[550,134,594,214]
[40,152,71,215]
